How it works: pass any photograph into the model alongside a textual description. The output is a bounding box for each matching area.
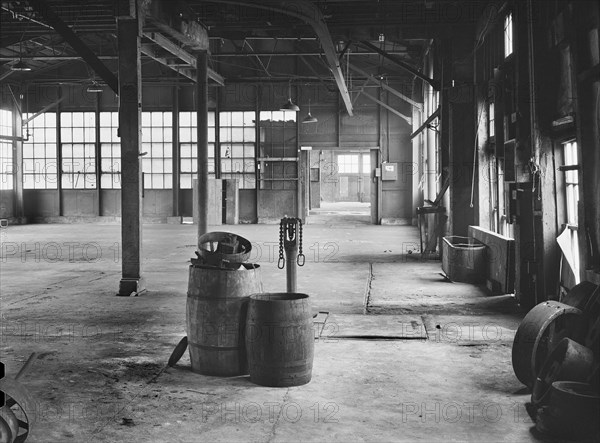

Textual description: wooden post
[12,103,24,220]
[196,50,209,245]
[172,87,180,217]
[117,16,144,296]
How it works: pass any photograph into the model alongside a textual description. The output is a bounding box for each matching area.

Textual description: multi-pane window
[563,140,580,282]
[489,102,495,138]
[142,111,172,189]
[504,13,514,58]
[179,111,216,189]
[564,141,579,226]
[23,113,58,189]
[338,155,359,173]
[60,112,96,189]
[259,111,296,190]
[362,154,371,174]
[220,111,256,189]
[99,112,120,189]
[0,110,13,190]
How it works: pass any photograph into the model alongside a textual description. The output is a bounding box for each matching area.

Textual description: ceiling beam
[140,43,196,81]
[201,0,353,116]
[145,0,209,51]
[22,97,64,125]
[360,91,412,125]
[27,0,119,94]
[143,32,195,65]
[348,63,423,111]
[0,51,408,61]
[142,32,224,85]
[299,55,336,92]
[360,40,439,90]
[410,107,440,139]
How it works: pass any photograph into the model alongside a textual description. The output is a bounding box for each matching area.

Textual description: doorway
[307,149,378,224]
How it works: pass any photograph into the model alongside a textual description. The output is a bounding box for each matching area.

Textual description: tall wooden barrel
[245,293,314,387]
[186,263,262,376]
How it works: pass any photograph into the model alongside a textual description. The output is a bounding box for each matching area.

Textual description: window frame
[60,111,97,190]
[504,12,514,59]
[23,112,58,189]
[221,111,257,190]
[141,111,173,190]
[0,109,14,190]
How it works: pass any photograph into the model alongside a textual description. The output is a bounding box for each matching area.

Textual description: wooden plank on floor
[321,314,427,339]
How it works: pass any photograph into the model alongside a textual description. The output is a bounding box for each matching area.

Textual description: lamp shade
[11,59,32,71]
[280,98,300,112]
[86,83,103,93]
[302,113,318,124]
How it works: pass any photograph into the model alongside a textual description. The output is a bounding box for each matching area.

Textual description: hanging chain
[278,218,285,269]
[278,217,305,268]
[297,219,305,266]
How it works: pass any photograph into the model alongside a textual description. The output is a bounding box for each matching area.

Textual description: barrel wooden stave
[186,263,262,376]
[245,293,314,387]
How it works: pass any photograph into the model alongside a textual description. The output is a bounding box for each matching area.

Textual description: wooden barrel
[245,293,314,387]
[186,263,262,376]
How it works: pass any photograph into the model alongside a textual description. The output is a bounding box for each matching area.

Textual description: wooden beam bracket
[410,107,440,139]
[360,41,439,91]
[348,63,423,111]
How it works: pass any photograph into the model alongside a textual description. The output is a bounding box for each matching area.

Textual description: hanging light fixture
[280,81,299,112]
[302,99,318,124]
[11,40,32,71]
[11,59,32,71]
[86,80,103,93]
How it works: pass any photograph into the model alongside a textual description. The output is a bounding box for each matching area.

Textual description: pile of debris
[512,281,600,440]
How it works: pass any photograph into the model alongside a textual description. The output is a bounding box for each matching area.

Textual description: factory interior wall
[1,79,415,224]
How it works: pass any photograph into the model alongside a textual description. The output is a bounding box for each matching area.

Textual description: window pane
[151,143,163,157]
[181,144,192,158]
[180,128,191,142]
[152,159,164,173]
[151,112,163,126]
[181,159,192,172]
[45,113,56,126]
[180,174,192,189]
[180,112,191,126]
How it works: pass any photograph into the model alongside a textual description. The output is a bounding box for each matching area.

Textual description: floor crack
[363,262,374,314]
[266,387,291,443]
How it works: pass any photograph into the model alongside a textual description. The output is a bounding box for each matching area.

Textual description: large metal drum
[512,301,583,387]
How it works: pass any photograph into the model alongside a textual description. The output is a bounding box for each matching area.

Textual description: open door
[370,148,379,224]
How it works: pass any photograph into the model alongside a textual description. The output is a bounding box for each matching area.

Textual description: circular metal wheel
[512,301,583,387]
[561,281,599,310]
[195,231,252,269]
[0,409,17,443]
[0,379,36,443]
[531,338,594,406]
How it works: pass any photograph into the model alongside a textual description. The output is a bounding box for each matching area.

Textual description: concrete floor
[0,212,541,442]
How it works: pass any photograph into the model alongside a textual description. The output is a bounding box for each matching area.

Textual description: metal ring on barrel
[512,301,583,387]
[196,231,252,269]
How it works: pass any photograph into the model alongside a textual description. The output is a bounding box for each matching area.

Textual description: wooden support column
[117,16,144,296]
[172,87,180,217]
[196,50,209,244]
[56,87,63,216]
[94,95,101,216]
[12,105,24,220]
